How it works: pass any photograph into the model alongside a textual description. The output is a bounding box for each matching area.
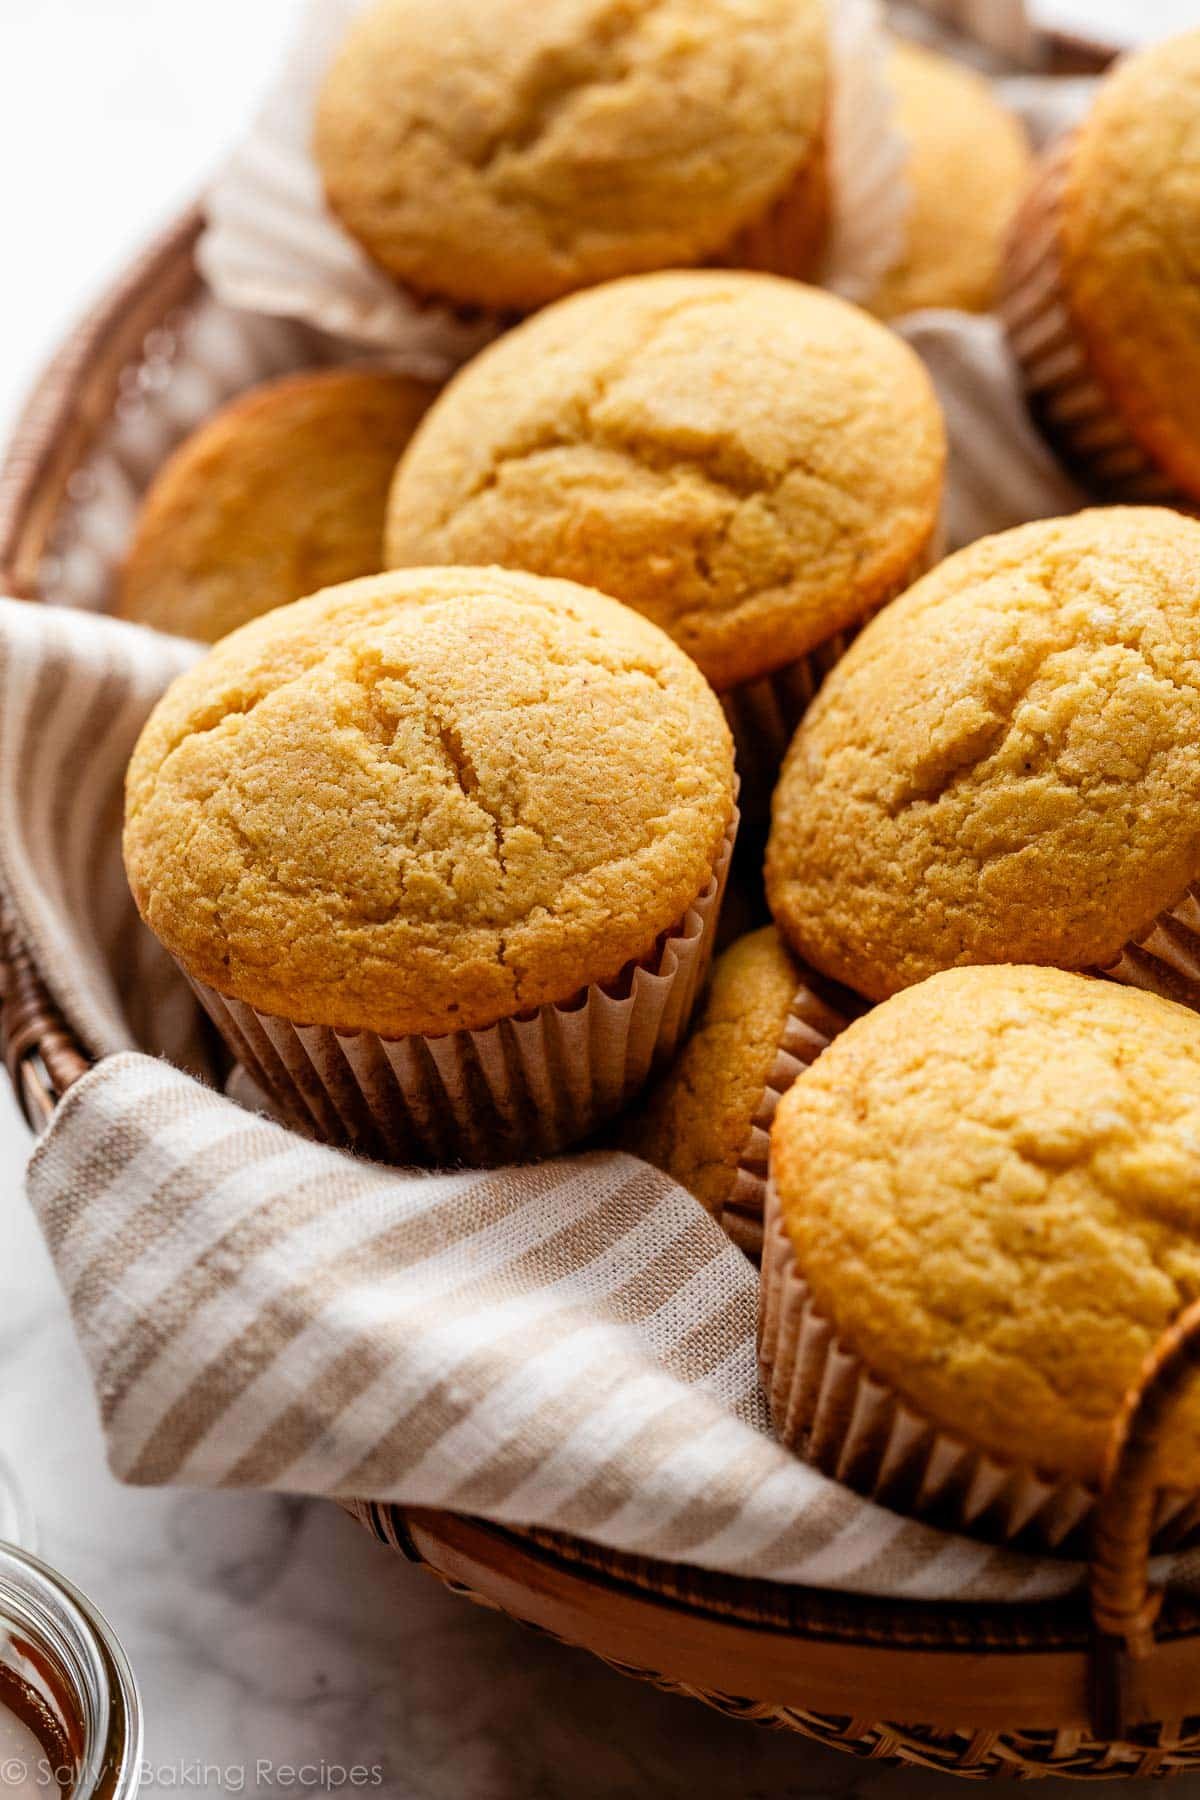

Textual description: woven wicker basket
[6,207,1200,1782]
[904,0,1118,71]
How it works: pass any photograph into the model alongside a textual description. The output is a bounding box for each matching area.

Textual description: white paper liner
[1099,883,1200,1014]
[759,1181,1200,1552]
[997,72,1096,149]
[198,0,908,348]
[720,630,862,824]
[718,980,853,1262]
[197,0,498,370]
[1000,133,1185,507]
[719,524,943,811]
[185,808,736,1166]
[819,0,910,303]
[897,311,1085,552]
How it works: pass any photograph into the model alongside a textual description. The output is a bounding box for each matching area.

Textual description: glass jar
[0,1544,140,1798]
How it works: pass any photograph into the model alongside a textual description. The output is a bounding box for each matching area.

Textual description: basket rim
[364,1506,1200,1734]
[907,0,1119,72]
[0,206,204,606]
[4,202,1200,1751]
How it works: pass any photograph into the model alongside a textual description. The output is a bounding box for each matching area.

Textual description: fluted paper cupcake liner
[186,808,736,1167]
[198,0,908,356]
[197,0,501,370]
[1099,884,1200,1015]
[758,1182,1200,1553]
[717,980,855,1262]
[1000,133,1185,507]
[816,0,909,304]
[720,633,860,821]
[720,528,943,813]
[723,0,917,298]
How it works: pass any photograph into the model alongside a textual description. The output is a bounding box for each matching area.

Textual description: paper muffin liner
[1099,883,1200,1015]
[184,808,736,1167]
[719,631,860,823]
[758,1181,1200,1553]
[198,0,908,354]
[720,526,943,813]
[817,0,910,304]
[718,0,912,303]
[197,0,502,372]
[1000,133,1185,507]
[717,979,855,1262]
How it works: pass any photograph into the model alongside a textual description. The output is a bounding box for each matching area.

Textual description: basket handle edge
[0,903,89,1129]
[1089,1296,1200,1737]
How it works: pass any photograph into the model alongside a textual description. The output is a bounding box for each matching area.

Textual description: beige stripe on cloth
[0,592,1094,1602]
[29,1048,1080,1599]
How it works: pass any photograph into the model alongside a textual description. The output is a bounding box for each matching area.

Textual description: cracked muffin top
[767,508,1200,1001]
[771,965,1200,1486]
[1059,31,1200,500]
[866,42,1030,320]
[117,368,437,643]
[313,0,829,311]
[385,271,945,692]
[123,565,735,1037]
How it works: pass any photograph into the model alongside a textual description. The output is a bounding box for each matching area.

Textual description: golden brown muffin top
[772,965,1200,1488]
[767,508,1200,1000]
[314,0,829,312]
[1061,31,1200,498]
[867,42,1031,320]
[124,566,734,1037]
[118,368,436,642]
[386,271,945,691]
[627,925,805,1214]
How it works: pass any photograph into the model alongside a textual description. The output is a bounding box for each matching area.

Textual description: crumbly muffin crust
[772,965,1200,1487]
[627,926,804,1213]
[867,42,1030,320]
[386,271,945,691]
[767,508,1200,999]
[1059,31,1200,500]
[124,566,734,1036]
[314,0,829,312]
[118,369,436,642]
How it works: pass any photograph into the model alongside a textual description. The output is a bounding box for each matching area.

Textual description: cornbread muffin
[627,926,850,1255]
[767,508,1200,1005]
[1002,32,1200,504]
[125,565,734,1039]
[386,271,946,695]
[867,43,1030,320]
[118,369,436,642]
[314,0,830,312]
[764,965,1200,1496]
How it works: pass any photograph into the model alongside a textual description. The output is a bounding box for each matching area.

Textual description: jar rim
[0,1542,141,1799]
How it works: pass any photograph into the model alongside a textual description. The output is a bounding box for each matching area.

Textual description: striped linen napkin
[0,592,1087,1602]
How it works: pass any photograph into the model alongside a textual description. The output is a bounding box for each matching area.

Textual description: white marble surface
[2,2,1198,1795]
